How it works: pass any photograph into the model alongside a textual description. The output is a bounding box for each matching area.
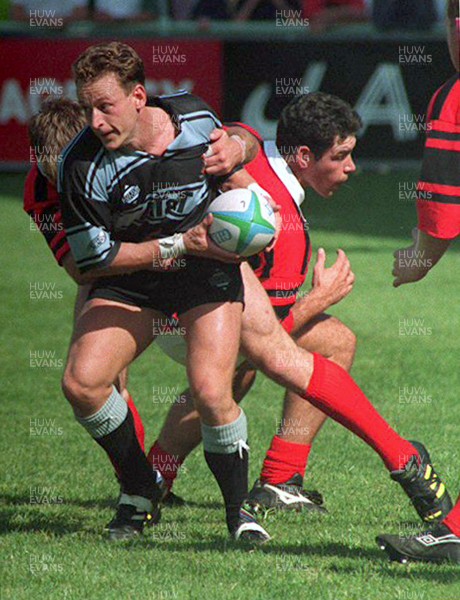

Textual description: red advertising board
[0,39,223,164]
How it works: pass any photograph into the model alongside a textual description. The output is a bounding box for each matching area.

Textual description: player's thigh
[181,301,242,402]
[65,298,160,389]
[240,263,295,357]
[292,312,356,361]
[239,263,313,392]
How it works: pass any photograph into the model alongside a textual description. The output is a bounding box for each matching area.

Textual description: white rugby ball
[208,188,276,257]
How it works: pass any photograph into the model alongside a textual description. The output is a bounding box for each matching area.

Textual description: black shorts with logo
[87,256,244,316]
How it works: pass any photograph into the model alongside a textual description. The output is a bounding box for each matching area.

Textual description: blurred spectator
[10,0,87,21]
[372,0,437,31]
[234,0,302,21]
[303,0,369,31]
[94,0,152,21]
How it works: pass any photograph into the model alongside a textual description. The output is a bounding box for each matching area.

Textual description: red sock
[305,353,418,471]
[260,435,311,484]
[127,394,145,452]
[443,497,460,536]
[147,440,183,491]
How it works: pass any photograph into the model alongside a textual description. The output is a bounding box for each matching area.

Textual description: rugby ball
[208,188,276,257]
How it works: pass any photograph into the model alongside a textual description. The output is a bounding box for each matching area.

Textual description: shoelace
[419,465,445,500]
[235,439,250,460]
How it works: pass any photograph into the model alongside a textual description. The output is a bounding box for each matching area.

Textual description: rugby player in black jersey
[60,42,273,543]
[60,42,452,545]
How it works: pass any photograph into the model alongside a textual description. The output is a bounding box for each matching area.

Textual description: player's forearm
[415,230,451,271]
[103,240,159,274]
[63,247,132,282]
[290,289,332,335]
[82,236,185,277]
[224,126,260,164]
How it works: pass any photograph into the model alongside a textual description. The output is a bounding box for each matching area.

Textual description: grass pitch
[1,171,459,600]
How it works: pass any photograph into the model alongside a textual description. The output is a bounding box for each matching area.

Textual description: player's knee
[332,321,357,371]
[189,377,233,422]
[61,366,109,407]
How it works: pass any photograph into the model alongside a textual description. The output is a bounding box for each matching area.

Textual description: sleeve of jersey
[23,167,70,266]
[59,159,120,273]
[416,118,460,239]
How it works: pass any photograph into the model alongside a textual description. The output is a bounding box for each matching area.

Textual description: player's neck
[128,107,177,155]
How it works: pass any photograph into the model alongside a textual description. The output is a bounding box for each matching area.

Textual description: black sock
[204,447,248,533]
[96,410,160,501]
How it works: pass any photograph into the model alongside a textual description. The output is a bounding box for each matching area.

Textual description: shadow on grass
[0,491,222,537]
[119,536,459,582]
[0,507,86,536]
[2,502,457,583]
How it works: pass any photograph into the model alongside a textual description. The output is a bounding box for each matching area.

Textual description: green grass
[1,171,459,599]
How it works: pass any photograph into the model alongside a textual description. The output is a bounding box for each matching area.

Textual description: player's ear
[131,84,147,110]
[296,145,312,169]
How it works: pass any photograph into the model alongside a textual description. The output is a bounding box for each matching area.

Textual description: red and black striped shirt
[417,74,460,239]
[23,164,70,265]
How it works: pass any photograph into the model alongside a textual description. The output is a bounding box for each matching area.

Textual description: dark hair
[276,92,362,160]
[28,97,86,184]
[73,41,145,91]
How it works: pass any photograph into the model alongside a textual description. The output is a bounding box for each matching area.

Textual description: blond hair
[28,97,86,184]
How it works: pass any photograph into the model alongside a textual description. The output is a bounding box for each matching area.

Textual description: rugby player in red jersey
[378,0,460,564]
[148,93,452,528]
[149,92,360,512]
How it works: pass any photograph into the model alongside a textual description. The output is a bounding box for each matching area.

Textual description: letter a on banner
[355,63,416,142]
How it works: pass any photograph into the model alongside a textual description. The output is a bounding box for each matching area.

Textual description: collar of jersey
[263,141,305,207]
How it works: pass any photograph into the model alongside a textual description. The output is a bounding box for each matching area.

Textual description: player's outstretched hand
[203,129,244,176]
[312,248,355,307]
[184,214,242,263]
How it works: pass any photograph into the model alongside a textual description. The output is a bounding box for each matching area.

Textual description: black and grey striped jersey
[58,91,221,273]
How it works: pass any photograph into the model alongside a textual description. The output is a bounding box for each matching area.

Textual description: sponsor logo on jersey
[88,231,108,251]
[122,185,141,204]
